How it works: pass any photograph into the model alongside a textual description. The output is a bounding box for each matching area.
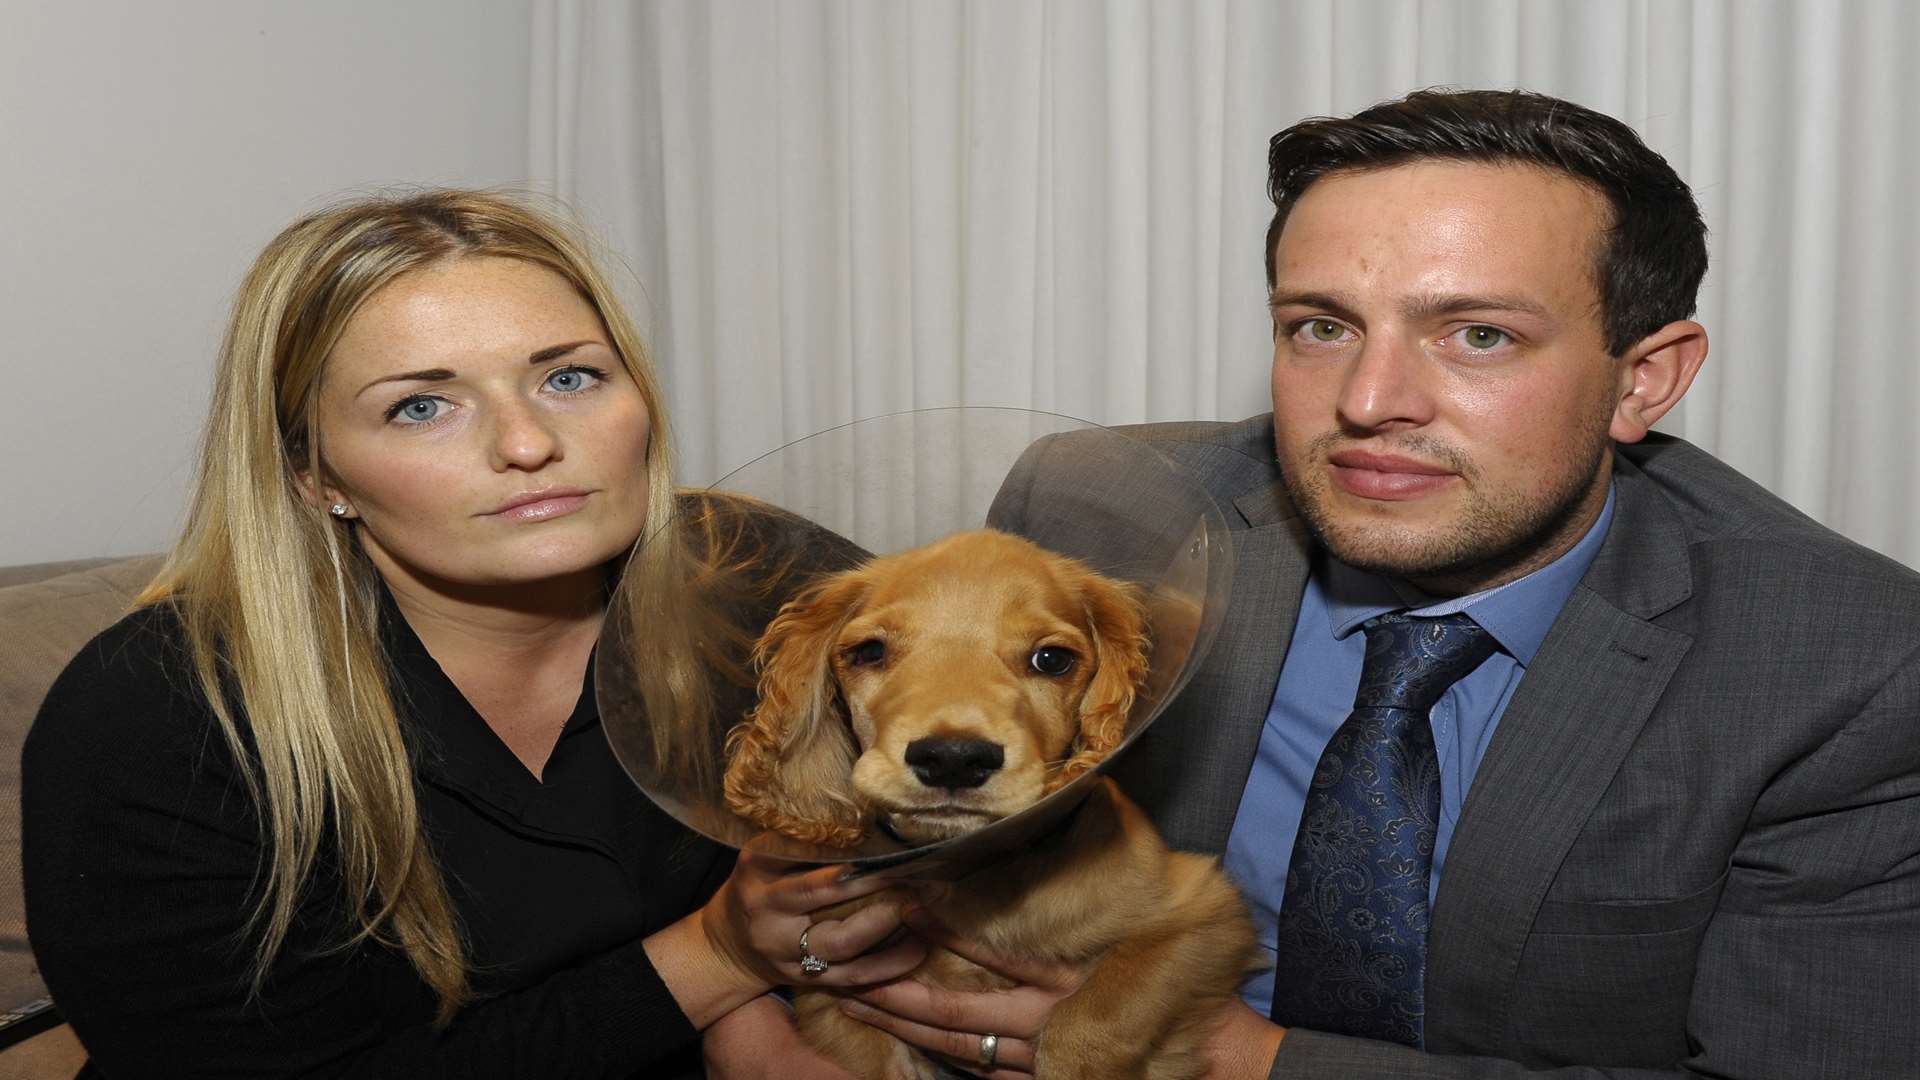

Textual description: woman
[22,190,912,1077]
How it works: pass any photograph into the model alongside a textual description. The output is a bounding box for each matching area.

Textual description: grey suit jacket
[990,416,1920,1079]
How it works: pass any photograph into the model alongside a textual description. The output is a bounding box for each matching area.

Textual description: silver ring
[979,1032,999,1068]
[798,925,829,976]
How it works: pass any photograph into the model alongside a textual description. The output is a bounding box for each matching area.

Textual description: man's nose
[1336,334,1435,432]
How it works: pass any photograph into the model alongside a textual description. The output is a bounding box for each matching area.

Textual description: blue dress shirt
[1227,487,1617,1014]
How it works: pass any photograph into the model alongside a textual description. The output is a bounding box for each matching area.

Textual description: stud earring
[329,504,349,517]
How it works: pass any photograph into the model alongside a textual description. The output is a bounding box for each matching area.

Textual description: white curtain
[530,0,1920,569]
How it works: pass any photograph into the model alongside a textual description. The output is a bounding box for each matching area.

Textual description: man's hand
[843,908,1285,1079]
[703,994,861,1080]
[1202,1000,1287,1079]
[839,908,1087,1078]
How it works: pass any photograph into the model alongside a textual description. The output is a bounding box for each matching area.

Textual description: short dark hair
[1264,88,1708,356]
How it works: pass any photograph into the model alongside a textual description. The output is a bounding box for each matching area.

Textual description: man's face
[1268,161,1632,595]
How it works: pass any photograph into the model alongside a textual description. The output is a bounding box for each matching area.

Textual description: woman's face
[310,256,653,596]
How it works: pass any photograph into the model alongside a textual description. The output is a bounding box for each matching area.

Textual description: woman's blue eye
[545,366,603,393]
[389,397,446,424]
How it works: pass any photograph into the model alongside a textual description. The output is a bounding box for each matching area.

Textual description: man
[851,89,1920,1078]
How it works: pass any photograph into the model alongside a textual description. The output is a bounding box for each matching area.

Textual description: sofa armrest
[0,554,164,1060]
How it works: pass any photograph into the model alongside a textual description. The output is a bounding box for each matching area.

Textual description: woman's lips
[485,490,590,521]
[1328,452,1457,501]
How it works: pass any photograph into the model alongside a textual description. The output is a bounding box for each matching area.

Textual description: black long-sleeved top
[22,598,734,1079]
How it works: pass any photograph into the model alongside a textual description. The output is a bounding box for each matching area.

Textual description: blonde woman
[22,191,914,1077]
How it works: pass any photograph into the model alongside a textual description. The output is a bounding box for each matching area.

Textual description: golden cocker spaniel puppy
[724,529,1259,1080]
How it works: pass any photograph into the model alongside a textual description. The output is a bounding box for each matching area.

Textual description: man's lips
[1327,450,1458,500]
[483,488,591,521]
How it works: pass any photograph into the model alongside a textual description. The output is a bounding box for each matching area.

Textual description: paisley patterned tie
[1270,611,1498,1046]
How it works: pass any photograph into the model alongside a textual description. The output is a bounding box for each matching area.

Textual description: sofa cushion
[0,556,166,734]
[0,555,164,1024]
[0,558,125,592]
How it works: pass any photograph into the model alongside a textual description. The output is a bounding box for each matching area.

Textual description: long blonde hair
[139,190,677,1022]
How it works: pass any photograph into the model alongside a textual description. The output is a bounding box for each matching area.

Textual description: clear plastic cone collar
[597,408,1234,876]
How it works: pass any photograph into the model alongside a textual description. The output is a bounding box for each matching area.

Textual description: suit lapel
[1165,517,1310,853]
[1119,483,1312,854]
[1425,456,1697,1054]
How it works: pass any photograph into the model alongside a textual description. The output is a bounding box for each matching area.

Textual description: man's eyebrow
[1267,289,1553,323]
[1268,289,1361,322]
[1400,292,1553,321]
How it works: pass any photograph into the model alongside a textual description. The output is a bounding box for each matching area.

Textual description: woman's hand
[703,994,860,1080]
[703,852,927,987]
[838,908,1086,1078]
[650,853,927,1028]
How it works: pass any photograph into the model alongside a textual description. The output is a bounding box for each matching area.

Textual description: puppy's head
[723,530,1149,847]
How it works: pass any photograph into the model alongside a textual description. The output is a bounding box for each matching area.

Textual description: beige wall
[0,0,533,565]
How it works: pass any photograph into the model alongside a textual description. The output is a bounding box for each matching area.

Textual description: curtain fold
[531,0,1920,568]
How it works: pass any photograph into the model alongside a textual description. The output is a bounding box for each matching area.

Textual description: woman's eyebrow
[355,367,455,398]
[351,341,604,398]
[527,339,599,365]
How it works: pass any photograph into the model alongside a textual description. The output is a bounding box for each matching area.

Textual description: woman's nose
[488,400,563,471]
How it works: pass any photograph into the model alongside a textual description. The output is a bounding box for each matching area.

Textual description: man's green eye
[1307,320,1344,342]
[1462,325,1507,349]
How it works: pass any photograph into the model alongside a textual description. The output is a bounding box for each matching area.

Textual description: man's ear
[1610,319,1709,444]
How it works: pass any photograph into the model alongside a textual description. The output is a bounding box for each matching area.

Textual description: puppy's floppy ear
[723,569,871,847]
[1049,568,1150,793]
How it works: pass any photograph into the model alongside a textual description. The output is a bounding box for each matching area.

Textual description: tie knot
[1355,611,1498,712]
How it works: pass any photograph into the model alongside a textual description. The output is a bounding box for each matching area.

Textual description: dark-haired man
[851,89,1920,1079]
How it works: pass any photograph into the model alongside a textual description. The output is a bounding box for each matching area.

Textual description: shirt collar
[376,583,601,791]
[1319,483,1617,666]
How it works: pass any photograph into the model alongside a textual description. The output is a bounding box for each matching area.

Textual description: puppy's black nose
[905,737,1004,790]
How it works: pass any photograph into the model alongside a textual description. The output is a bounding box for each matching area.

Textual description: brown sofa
[0,555,164,1078]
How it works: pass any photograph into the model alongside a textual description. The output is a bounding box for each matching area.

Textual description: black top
[22,596,734,1079]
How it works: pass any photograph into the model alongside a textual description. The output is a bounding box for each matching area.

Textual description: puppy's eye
[846,639,886,667]
[1029,646,1077,677]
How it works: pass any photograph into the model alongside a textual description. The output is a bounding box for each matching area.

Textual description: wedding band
[979,1032,999,1068]
[798,925,830,976]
